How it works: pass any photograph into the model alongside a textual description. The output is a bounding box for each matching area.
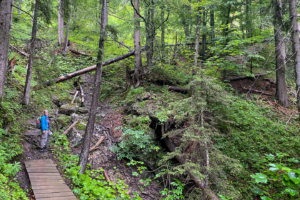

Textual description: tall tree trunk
[202,10,207,60]
[210,9,215,41]
[58,0,64,46]
[161,8,165,62]
[62,17,70,56]
[0,0,14,101]
[23,0,38,105]
[78,0,107,174]
[289,0,300,117]
[245,0,251,37]
[145,0,155,69]
[18,0,21,15]
[274,0,288,107]
[133,0,141,87]
[224,4,231,44]
[194,7,201,72]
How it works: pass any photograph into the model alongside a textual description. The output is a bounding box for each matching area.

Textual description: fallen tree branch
[69,48,91,56]
[9,44,29,57]
[62,121,79,135]
[242,87,273,96]
[226,73,267,82]
[34,49,145,90]
[89,136,105,152]
[104,170,111,182]
[79,85,85,107]
[71,91,79,104]
[168,86,190,94]
[107,34,132,51]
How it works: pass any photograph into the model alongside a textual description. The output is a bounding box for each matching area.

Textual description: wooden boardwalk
[25,159,77,200]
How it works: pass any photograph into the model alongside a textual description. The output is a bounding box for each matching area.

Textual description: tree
[289,0,300,117]
[58,0,64,45]
[23,0,38,105]
[78,0,108,174]
[133,0,141,87]
[194,6,201,70]
[62,0,71,56]
[0,0,14,101]
[274,0,288,107]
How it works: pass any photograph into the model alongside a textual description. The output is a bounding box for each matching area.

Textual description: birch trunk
[58,0,64,45]
[133,0,141,87]
[274,0,288,107]
[23,0,38,105]
[78,0,107,174]
[289,0,300,117]
[0,0,13,101]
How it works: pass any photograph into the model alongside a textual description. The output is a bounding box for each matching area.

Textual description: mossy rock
[56,115,71,129]
[59,103,79,115]
[75,121,87,131]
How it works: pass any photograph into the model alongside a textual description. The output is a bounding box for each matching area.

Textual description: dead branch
[226,73,267,82]
[9,44,29,57]
[62,121,79,135]
[104,170,111,182]
[79,85,85,106]
[242,87,273,96]
[71,91,79,104]
[69,48,91,56]
[89,136,105,152]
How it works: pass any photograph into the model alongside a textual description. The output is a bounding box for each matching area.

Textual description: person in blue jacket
[40,110,51,152]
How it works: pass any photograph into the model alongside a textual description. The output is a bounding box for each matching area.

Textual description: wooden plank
[25,159,53,162]
[26,169,59,173]
[28,173,60,176]
[26,164,56,168]
[34,192,76,199]
[38,196,77,200]
[33,187,72,194]
[31,182,65,186]
[29,176,62,180]
[32,184,70,190]
[26,167,58,171]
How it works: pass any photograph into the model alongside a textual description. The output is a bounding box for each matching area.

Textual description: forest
[1,0,300,199]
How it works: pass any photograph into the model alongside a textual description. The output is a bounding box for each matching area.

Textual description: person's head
[44,110,49,116]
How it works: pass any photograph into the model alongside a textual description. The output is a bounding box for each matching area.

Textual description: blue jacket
[41,115,50,131]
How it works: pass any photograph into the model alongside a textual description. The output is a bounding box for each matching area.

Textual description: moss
[76,122,86,131]
[56,115,71,128]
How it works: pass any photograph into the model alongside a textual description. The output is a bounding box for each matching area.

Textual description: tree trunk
[210,9,214,41]
[23,0,38,105]
[0,0,13,101]
[62,16,70,56]
[145,0,155,70]
[194,7,201,71]
[78,0,107,174]
[202,10,207,60]
[18,0,21,15]
[161,8,165,61]
[274,0,288,107]
[289,0,300,117]
[133,0,141,88]
[245,0,251,37]
[58,0,64,46]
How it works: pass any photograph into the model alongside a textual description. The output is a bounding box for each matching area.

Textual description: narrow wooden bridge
[25,159,77,200]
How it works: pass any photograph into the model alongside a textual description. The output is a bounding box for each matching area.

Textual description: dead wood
[162,137,219,200]
[33,49,142,90]
[226,73,267,82]
[104,170,111,182]
[79,85,85,106]
[62,121,79,135]
[71,90,79,104]
[242,87,273,96]
[7,52,19,72]
[9,44,29,57]
[69,48,91,56]
[89,136,105,152]
[168,86,190,94]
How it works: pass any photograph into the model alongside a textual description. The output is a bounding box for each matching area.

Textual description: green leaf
[250,173,268,183]
[261,196,273,200]
[285,188,299,196]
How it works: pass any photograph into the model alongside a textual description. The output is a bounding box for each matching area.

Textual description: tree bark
[289,0,300,117]
[202,10,207,60]
[0,0,13,101]
[210,10,215,41]
[161,8,165,61]
[133,0,141,88]
[62,16,70,56]
[274,0,288,107]
[58,0,64,46]
[145,0,155,70]
[78,0,107,174]
[194,7,201,71]
[23,0,38,105]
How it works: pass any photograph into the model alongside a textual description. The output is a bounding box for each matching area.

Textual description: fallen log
[62,120,79,135]
[69,48,91,56]
[226,73,267,82]
[9,44,30,57]
[242,87,273,96]
[34,49,140,90]
[168,86,190,94]
[89,136,105,152]
[162,137,219,200]
[71,90,79,104]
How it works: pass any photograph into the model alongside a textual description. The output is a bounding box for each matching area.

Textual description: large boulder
[59,104,79,115]
[68,128,85,147]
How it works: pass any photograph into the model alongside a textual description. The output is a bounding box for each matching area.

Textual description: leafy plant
[160,179,184,200]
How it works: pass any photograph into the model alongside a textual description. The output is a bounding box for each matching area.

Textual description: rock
[79,107,89,114]
[71,113,81,123]
[59,104,79,115]
[142,92,151,100]
[68,128,85,147]
[55,115,71,129]
[52,96,60,106]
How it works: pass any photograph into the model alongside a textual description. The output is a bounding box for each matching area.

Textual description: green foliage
[110,127,159,160]
[125,87,146,104]
[250,153,300,199]
[51,133,130,200]
[160,179,184,200]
